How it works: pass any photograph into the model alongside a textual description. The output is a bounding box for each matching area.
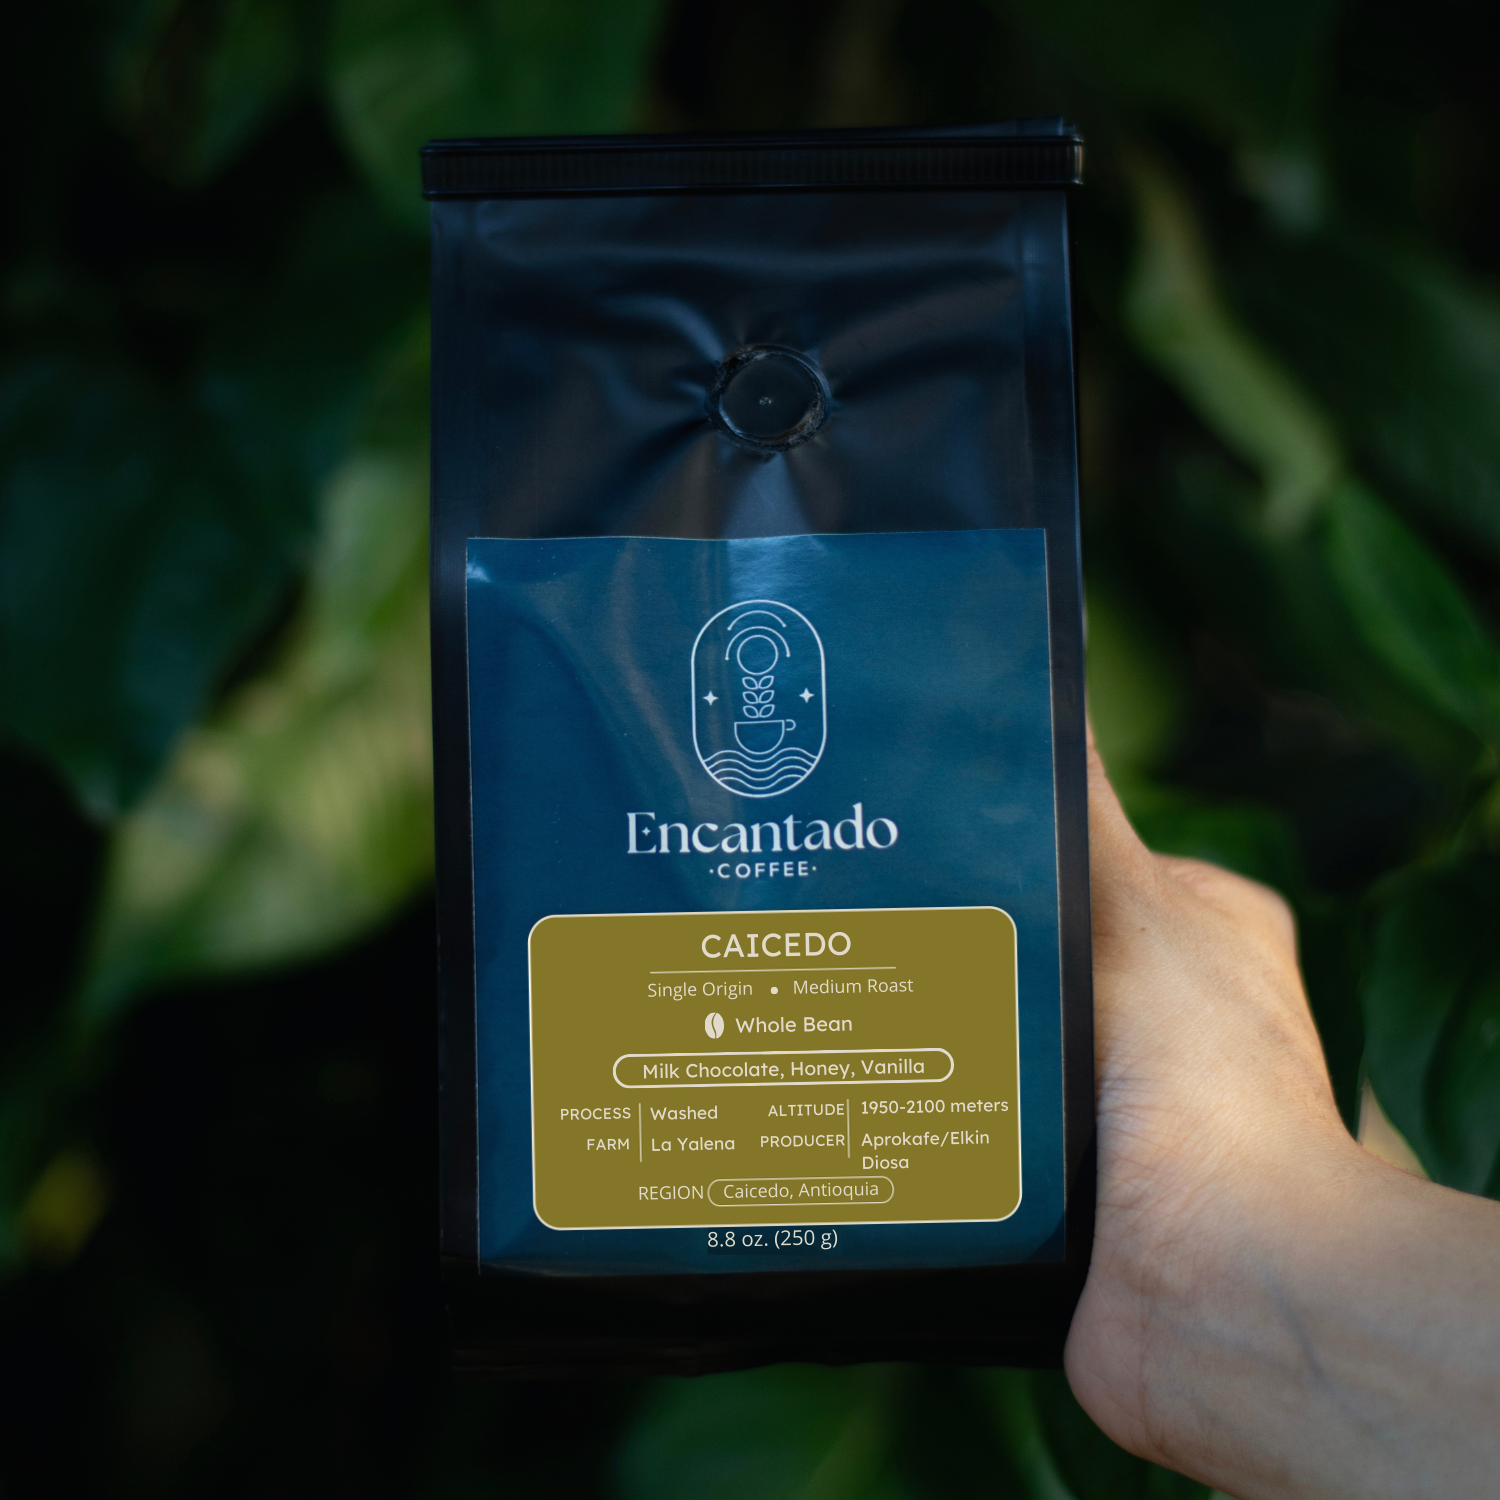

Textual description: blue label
[466,530,1065,1273]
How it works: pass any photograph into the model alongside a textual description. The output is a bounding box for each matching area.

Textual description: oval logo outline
[691,599,827,798]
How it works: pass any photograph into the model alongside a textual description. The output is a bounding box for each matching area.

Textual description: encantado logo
[691,601,826,797]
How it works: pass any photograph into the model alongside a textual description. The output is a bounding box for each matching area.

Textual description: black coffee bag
[424,123,1093,1374]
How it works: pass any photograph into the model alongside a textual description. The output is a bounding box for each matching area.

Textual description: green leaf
[616,1366,909,1500]
[201,191,430,489]
[1234,233,1500,559]
[327,0,668,227]
[75,441,433,1021]
[976,1370,1211,1500]
[0,195,425,818]
[1130,793,1302,895]
[1118,148,1500,777]
[976,1370,1077,1499]
[0,330,432,1259]
[1362,855,1500,1196]
[1001,0,1340,149]
[1085,582,1187,799]
[0,356,309,817]
[111,0,318,184]
[1164,452,1481,782]
[1323,480,1500,746]
[617,1364,1046,1500]
[1122,156,1342,535]
[1029,1370,1210,1500]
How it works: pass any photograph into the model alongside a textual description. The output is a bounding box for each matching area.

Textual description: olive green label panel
[528,906,1020,1229]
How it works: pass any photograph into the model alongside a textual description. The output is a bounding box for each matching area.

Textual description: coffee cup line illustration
[691,601,826,798]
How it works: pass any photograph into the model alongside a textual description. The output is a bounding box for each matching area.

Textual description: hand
[1066,741,1500,1499]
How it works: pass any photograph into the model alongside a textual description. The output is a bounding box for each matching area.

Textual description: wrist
[1068,1110,1377,1489]
[1075,1122,1500,1500]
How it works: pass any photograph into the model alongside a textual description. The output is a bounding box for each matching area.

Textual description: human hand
[1066,741,1500,1499]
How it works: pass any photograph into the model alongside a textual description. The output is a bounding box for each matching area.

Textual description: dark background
[5,0,1500,1494]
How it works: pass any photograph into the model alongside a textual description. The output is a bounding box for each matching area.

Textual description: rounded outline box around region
[708,1175,895,1207]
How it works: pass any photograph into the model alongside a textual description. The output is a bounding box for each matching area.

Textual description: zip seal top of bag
[421,121,1084,198]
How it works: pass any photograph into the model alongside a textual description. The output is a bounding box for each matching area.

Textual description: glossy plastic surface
[429,130,1093,1371]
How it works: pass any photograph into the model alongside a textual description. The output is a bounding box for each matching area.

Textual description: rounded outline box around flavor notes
[612,1046,955,1088]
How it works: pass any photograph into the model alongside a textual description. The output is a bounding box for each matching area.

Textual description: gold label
[528,906,1021,1229]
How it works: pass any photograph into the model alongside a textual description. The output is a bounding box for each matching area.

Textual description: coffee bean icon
[704,1012,725,1039]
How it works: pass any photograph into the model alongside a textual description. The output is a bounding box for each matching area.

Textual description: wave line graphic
[704,745,817,796]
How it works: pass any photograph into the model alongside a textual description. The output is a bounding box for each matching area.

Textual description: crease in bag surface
[424,124,1093,1374]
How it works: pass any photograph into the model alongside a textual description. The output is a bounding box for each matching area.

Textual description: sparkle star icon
[703,691,717,704]
[800,688,814,702]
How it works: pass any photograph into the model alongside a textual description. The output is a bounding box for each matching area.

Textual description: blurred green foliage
[3,0,1499,1493]
[330,0,665,223]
